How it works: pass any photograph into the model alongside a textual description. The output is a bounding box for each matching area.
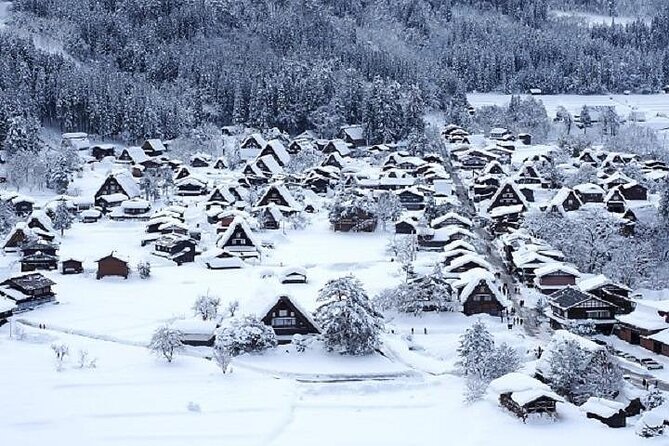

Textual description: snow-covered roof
[431,212,472,228]
[442,240,477,253]
[573,182,605,194]
[123,147,150,164]
[256,183,300,209]
[257,154,283,175]
[580,397,625,417]
[120,198,151,210]
[144,139,166,152]
[534,263,580,278]
[327,139,351,156]
[217,216,260,249]
[577,274,630,293]
[176,176,207,187]
[489,204,525,218]
[113,171,141,198]
[340,124,364,141]
[444,254,492,272]
[548,187,581,211]
[648,329,669,345]
[488,372,564,405]
[452,268,508,306]
[616,301,668,331]
[263,140,291,165]
[98,193,128,203]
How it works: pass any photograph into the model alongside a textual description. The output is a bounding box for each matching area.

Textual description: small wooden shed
[96,254,129,280]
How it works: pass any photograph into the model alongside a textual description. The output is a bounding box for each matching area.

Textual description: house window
[279,309,288,317]
[272,317,297,327]
[586,310,610,319]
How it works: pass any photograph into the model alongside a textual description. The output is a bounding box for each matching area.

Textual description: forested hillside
[1,0,669,143]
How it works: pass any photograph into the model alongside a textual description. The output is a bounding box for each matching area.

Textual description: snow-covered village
[2,1,669,445]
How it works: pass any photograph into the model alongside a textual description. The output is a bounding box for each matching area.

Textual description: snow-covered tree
[580,105,592,133]
[3,115,40,156]
[52,202,73,236]
[545,338,588,402]
[377,266,456,315]
[46,155,72,194]
[555,106,573,135]
[215,316,277,356]
[456,320,494,378]
[659,179,669,226]
[315,276,383,355]
[193,294,220,321]
[488,342,521,381]
[149,326,184,363]
[285,146,322,174]
[581,349,623,400]
[0,201,17,237]
[6,149,35,190]
[140,170,161,201]
[376,191,403,230]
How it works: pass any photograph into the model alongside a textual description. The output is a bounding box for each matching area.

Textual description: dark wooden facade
[96,255,129,279]
[261,296,319,343]
[61,259,84,275]
[462,280,505,316]
[499,393,559,421]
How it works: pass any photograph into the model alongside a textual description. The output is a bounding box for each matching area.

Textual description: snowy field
[468,93,669,134]
[0,324,648,446]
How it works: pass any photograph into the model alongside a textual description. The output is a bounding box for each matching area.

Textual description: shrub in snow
[315,276,383,356]
[187,401,201,412]
[149,326,184,363]
[192,294,220,321]
[565,320,597,337]
[226,300,239,318]
[51,343,69,372]
[641,388,665,411]
[77,349,97,369]
[137,260,151,279]
[215,316,277,357]
[292,334,308,353]
[287,212,310,230]
[212,342,232,374]
[635,413,666,438]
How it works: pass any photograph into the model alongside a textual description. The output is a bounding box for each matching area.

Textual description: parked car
[640,358,664,370]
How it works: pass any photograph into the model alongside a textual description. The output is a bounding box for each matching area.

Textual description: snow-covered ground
[550,9,644,27]
[0,323,648,446]
[468,93,669,135]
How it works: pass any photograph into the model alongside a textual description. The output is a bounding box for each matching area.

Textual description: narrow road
[442,140,539,336]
